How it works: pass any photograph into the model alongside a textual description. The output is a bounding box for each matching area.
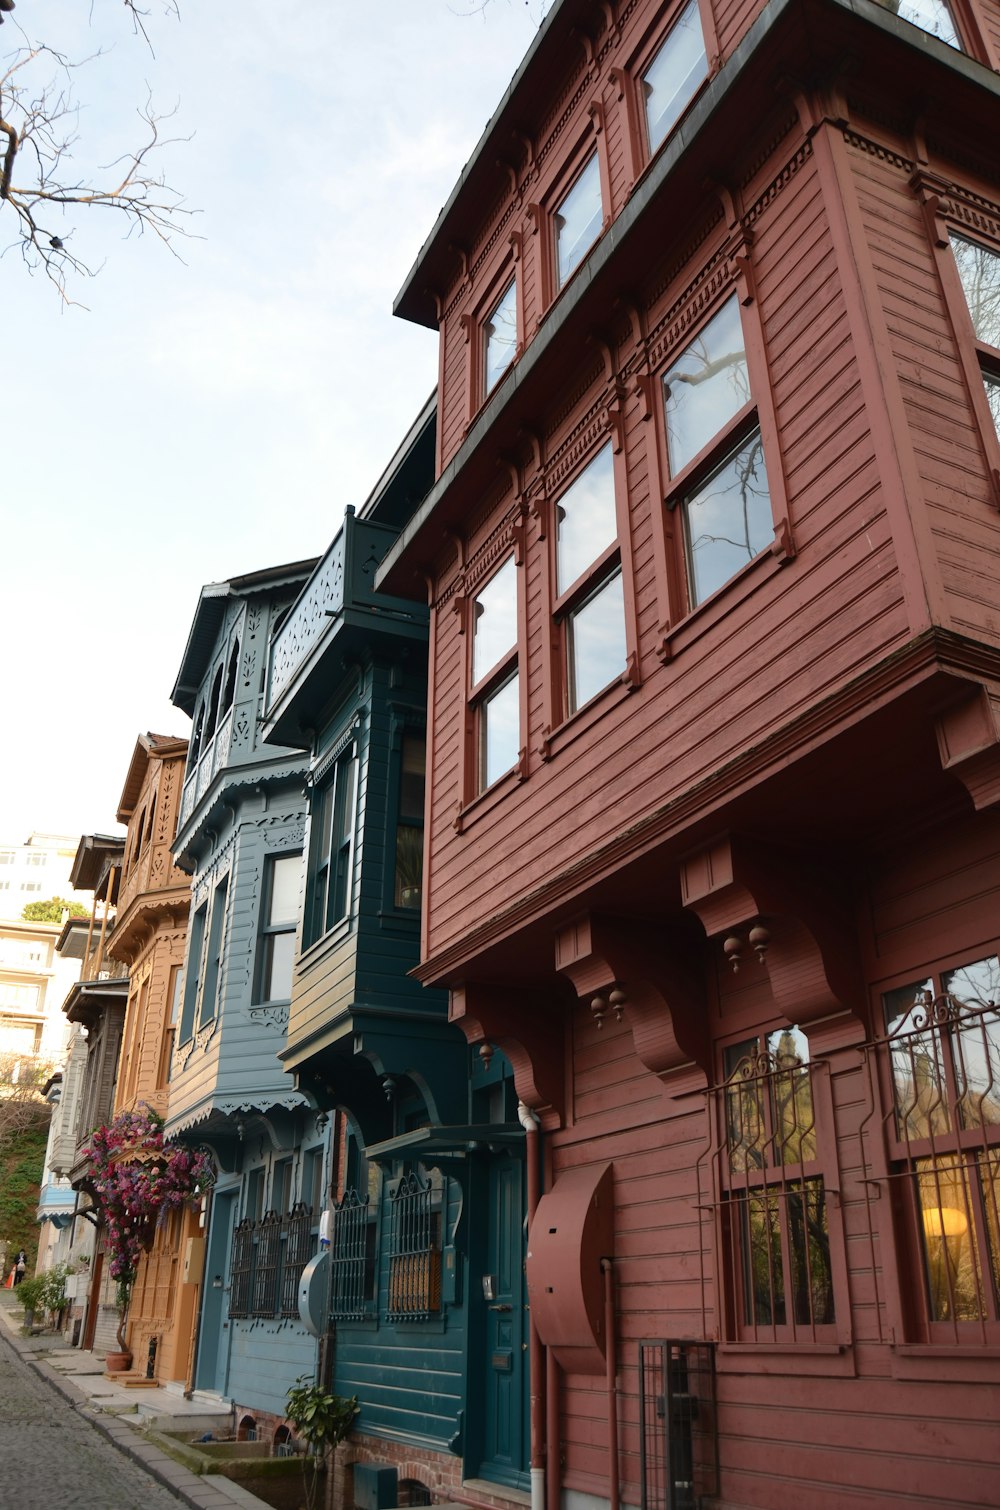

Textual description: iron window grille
[698,1027,836,1342]
[229,1217,255,1318]
[638,1340,718,1510]
[386,1171,441,1322]
[329,1188,376,1322]
[280,1202,314,1318]
[251,1210,282,1317]
[875,954,1000,1341]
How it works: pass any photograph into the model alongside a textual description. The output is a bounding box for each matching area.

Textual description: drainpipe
[518,1101,545,1510]
[602,1259,619,1510]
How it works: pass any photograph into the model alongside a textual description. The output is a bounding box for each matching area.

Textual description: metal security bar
[229,1218,254,1318]
[251,1211,282,1317]
[639,1341,718,1510]
[386,1171,440,1322]
[280,1202,314,1317]
[329,1188,372,1321]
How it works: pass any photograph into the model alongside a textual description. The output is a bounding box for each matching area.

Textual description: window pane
[786,1180,835,1325]
[942,956,1000,1132]
[399,735,426,820]
[264,929,295,1002]
[555,153,602,288]
[984,371,1000,442]
[567,569,626,712]
[683,428,772,605]
[481,671,520,789]
[952,237,1000,348]
[738,1188,785,1326]
[883,977,951,1140]
[879,0,961,47]
[556,444,617,595]
[766,1027,817,1166]
[269,855,300,927]
[664,296,750,474]
[642,0,708,153]
[473,557,518,685]
[395,824,423,909]
[915,1158,984,1321]
[484,278,517,395]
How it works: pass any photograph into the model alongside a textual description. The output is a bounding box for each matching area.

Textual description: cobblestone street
[0,1326,187,1510]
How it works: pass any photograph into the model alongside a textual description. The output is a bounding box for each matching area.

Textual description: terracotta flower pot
[104,1351,133,1373]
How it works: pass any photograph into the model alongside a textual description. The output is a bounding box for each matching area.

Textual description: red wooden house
[379,0,1000,1506]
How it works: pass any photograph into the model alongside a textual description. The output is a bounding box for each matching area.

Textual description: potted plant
[284,1377,359,1510]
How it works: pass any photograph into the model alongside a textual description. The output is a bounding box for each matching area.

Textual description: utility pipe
[518,1102,546,1510]
[602,1258,620,1510]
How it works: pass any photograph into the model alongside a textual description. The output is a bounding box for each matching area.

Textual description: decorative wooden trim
[452,981,566,1127]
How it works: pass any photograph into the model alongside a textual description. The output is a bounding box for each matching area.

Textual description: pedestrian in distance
[13,1250,26,1285]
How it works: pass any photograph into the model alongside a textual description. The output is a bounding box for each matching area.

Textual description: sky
[0,0,550,847]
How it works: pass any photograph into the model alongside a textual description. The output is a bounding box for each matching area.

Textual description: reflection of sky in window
[891,0,961,47]
[664,296,750,474]
[473,557,517,685]
[482,672,520,788]
[555,154,602,288]
[556,445,616,595]
[568,569,625,711]
[944,956,1000,1130]
[484,279,517,395]
[683,430,771,605]
[642,0,707,153]
[270,855,301,925]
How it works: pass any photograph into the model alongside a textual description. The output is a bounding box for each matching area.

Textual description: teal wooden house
[261,396,530,1500]
[166,559,330,1421]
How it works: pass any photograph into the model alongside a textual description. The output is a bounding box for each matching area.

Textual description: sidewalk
[0,1287,276,1510]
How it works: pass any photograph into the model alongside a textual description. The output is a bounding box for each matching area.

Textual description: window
[189,702,205,768]
[20,882,42,893]
[256,852,301,1002]
[663,294,772,607]
[0,852,14,865]
[875,0,961,46]
[554,444,627,714]
[229,1218,254,1318]
[305,750,357,945]
[25,851,47,867]
[280,1202,314,1317]
[394,736,425,910]
[641,0,708,155]
[330,1137,378,1321]
[204,664,223,747]
[555,153,603,290]
[179,903,206,1043]
[199,876,229,1026]
[881,953,1000,1339]
[386,1170,441,1321]
[222,638,240,717]
[470,557,520,792]
[159,965,182,1086]
[483,278,517,397]
[272,1159,293,1215]
[718,1026,836,1340]
[951,235,1000,442]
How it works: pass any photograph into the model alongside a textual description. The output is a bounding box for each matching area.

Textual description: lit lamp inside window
[921,1204,968,1240]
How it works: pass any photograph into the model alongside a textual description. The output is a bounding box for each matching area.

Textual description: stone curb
[0,1314,274,1510]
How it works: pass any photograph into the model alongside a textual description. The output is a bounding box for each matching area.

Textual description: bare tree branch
[0,8,193,303]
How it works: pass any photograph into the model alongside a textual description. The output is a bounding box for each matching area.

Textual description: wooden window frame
[254,850,302,1005]
[463,553,524,805]
[385,725,426,915]
[304,744,357,949]
[199,873,229,1027]
[179,902,207,1044]
[947,229,1000,475]
[157,963,182,1087]
[615,0,720,194]
[648,279,792,643]
[532,121,611,313]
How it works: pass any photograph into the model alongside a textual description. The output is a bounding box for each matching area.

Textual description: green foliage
[0,1123,48,1259]
[285,1379,359,1510]
[14,1272,46,1315]
[21,897,88,923]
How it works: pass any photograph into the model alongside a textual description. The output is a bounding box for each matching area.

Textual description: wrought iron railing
[229,1218,255,1318]
[252,1211,282,1316]
[281,1203,314,1317]
[639,1341,718,1510]
[329,1188,372,1321]
[386,1172,440,1322]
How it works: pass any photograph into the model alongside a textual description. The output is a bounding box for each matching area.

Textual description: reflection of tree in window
[882,955,1000,1331]
[722,1027,835,1334]
[952,236,1000,442]
[663,296,772,606]
[555,445,626,713]
[483,279,517,396]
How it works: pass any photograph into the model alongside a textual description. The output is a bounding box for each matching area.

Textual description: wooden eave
[69,834,125,894]
[116,734,188,824]
[63,978,127,1030]
[171,753,309,873]
[105,887,190,965]
[380,0,1000,600]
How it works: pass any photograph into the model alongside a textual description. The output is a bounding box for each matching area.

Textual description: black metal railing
[251,1211,282,1316]
[329,1188,372,1321]
[639,1341,718,1510]
[280,1202,314,1317]
[386,1171,440,1322]
[229,1218,255,1318]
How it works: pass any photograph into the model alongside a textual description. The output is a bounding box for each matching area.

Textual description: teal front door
[479,1155,529,1488]
[195,1187,236,1395]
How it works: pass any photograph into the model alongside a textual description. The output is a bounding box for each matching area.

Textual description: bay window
[305,747,357,946]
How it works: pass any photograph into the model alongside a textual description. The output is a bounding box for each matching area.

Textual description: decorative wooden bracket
[909,167,952,248]
[452,982,567,1127]
[554,912,711,1098]
[936,685,1000,811]
[680,835,867,1052]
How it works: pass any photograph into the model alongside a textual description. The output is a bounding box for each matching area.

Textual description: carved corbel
[460,312,474,346]
[497,156,519,195]
[588,99,606,136]
[607,65,626,102]
[509,228,524,264]
[680,835,867,1051]
[936,685,1000,811]
[908,166,952,249]
[554,912,711,1098]
[452,981,567,1127]
[449,242,470,283]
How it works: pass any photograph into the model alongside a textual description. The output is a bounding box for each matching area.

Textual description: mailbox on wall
[526,1161,613,1375]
